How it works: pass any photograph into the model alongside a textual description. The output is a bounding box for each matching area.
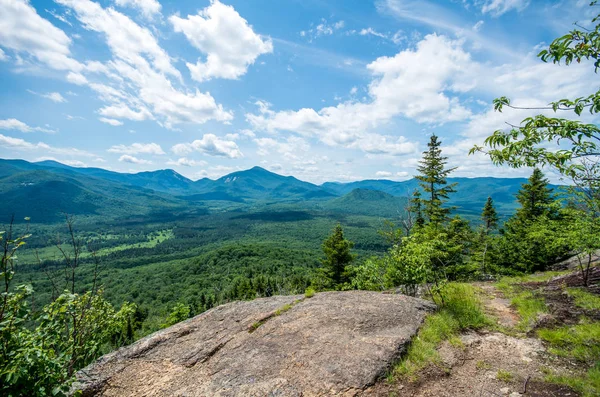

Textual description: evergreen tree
[320,224,355,288]
[479,197,499,274]
[409,190,425,228]
[481,197,499,233]
[415,135,457,225]
[516,168,554,220]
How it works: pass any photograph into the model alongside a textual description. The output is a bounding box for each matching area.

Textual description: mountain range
[0,159,555,223]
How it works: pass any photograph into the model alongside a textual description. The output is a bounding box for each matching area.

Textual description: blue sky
[0,0,597,183]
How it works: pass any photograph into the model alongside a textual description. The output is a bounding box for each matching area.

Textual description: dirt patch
[364,331,576,396]
[364,281,585,397]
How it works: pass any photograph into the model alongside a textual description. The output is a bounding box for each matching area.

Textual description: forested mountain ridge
[0,158,561,222]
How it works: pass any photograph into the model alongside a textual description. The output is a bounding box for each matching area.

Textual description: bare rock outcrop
[74,291,435,397]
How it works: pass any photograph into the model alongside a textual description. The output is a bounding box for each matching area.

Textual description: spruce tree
[516,168,554,220]
[415,134,457,225]
[481,197,499,233]
[320,224,355,288]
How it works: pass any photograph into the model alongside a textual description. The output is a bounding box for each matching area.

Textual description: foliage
[415,135,457,225]
[565,208,600,286]
[161,303,191,328]
[489,169,570,273]
[392,283,489,380]
[496,369,514,382]
[0,220,136,396]
[470,3,600,214]
[317,224,355,289]
[351,257,388,291]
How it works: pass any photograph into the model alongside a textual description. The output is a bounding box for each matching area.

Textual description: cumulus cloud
[172,134,243,158]
[56,0,233,128]
[99,117,123,126]
[0,118,56,133]
[0,0,82,72]
[108,142,165,155]
[376,171,393,177]
[247,34,473,151]
[118,154,152,164]
[166,157,207,167]
[99,104,153,121]
[114,0,161,19]
[170,0,273,82]
[254,136,309,158]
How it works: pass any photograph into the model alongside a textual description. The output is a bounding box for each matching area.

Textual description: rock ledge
[75,291,435,396]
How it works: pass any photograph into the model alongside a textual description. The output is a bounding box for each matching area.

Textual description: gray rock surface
[74,291,435,397]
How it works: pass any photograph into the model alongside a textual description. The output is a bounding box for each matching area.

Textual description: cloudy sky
[0,0,597,183]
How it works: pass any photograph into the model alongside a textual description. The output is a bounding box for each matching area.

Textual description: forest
[1,4,600,397]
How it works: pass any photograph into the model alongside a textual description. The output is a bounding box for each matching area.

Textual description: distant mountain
[322,188,408,217]
[0,160,195,222]
[194,166,336,201]
[322,177,563,217]
[33,160,196,194]
[0,159,566,223]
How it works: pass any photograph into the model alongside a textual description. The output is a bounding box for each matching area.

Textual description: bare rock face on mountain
[74,291,435,397]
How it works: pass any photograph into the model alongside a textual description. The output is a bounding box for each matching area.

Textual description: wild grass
[496,276,547,331]
[545,366,600,397]
[566,288,600,311]
[538,321,600,364]
[391,283,490,381]
[496,369,514,382]
[304,287,316,298]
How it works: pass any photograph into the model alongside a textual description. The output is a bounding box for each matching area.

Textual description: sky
[0,0,598,183]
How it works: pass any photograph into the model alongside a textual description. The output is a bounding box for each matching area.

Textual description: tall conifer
[415,134,457,225]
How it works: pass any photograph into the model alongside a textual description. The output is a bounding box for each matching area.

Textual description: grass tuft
[566,288,600,311]
[392,283,490,381]
[496,276,547,331]
[304,287,316,298]
[496,369,514,382]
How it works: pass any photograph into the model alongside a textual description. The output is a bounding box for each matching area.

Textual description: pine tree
[320,224,355,288]
[516,168,554,220]
[481,197,499,233]
[415,134,457,225]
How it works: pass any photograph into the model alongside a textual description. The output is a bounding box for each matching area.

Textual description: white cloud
[166,157,207,167]
[28,90,67,103]
[66,71,88,85]
[376,171,393,177]
[359,27,387,39]
[170,0,273,82]
[0,118,56,133]
[118,154,152,164]
[35,156,86,167]
[481,0,530,17]
[0,48,8,61]
[108,142,165,155]
[0,0,83,72]
[99,117,123,126]
[99,104,153,121]
[254,136,309,158]
[0,133,93,157]
[114,0,161,19]
[247,34,472,150]
[57,0,179,78]
[55,0,232,128]
[172,134,243,158]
